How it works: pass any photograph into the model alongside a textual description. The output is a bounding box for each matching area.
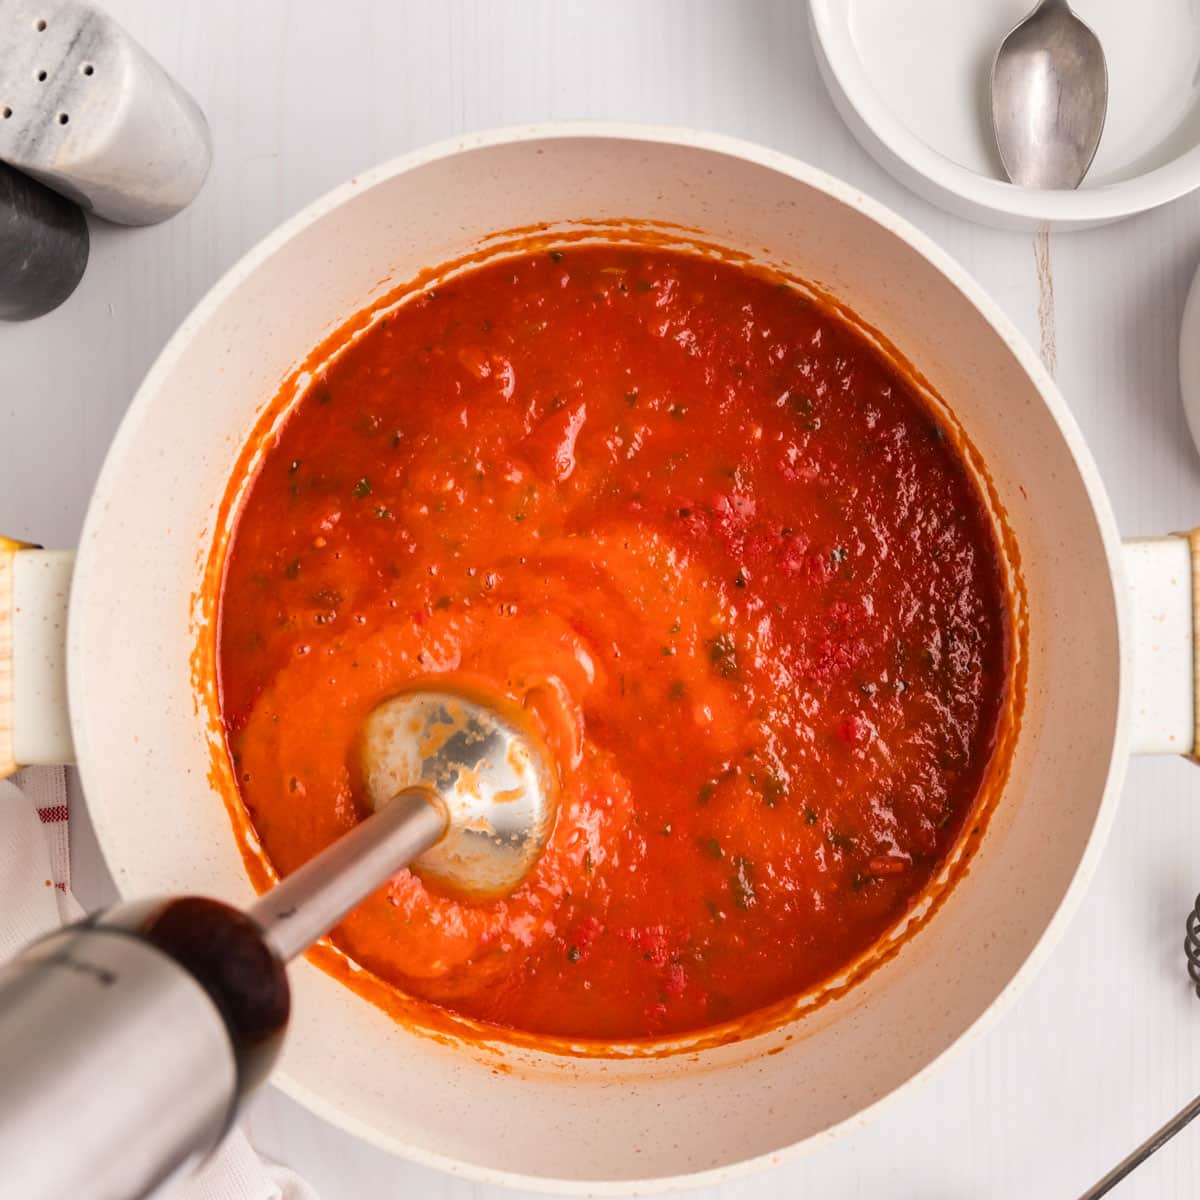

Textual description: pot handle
[2,534,1195,766]
[1125,533,1200,757]
[0,538,75,779]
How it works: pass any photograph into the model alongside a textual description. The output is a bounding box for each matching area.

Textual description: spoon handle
[1077,1092,1200,1199]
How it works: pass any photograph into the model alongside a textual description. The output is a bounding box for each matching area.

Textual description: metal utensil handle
[248,787,446,962]
[1077,1092,1200,1200]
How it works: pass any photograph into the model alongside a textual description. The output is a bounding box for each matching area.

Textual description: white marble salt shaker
[0,0,211,226]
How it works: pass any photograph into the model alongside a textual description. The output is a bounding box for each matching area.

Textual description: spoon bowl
[991,0,1108,190]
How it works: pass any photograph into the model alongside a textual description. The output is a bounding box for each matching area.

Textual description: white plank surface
[4,2,1200,1197]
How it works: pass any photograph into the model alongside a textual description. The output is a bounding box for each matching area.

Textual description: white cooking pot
[1,126,1196,1193]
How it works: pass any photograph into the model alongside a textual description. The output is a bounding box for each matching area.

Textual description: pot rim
[70,120,1132,1193]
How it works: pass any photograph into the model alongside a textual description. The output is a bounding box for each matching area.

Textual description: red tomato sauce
[218,245,1011,1041]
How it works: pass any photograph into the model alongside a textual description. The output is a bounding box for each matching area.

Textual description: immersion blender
[0,691,557,1200]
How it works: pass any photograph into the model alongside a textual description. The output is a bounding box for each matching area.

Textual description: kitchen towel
[0,767,319,1200]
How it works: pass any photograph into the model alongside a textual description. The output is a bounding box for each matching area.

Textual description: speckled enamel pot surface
[44,126,1194,1191]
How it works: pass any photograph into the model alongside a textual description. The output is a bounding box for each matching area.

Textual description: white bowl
[810,0,1200,231]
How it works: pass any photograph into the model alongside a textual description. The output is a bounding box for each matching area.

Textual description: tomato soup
[217,245,1012,1041]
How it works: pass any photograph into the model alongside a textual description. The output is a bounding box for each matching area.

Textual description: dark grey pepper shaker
[0,160,88,321]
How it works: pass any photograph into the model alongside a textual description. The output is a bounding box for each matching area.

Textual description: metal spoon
[250,688,558,961]
[991,0,1108,189]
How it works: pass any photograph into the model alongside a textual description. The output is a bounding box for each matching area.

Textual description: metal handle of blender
[248,786,446,962]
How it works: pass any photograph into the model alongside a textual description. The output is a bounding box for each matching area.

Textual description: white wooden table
[4,3,1200,1196]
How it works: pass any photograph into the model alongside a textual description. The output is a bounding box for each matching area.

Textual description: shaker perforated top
[0,0,211,226]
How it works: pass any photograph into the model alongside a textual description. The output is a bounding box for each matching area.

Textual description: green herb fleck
[669,679,686,702]
[708,632,738,678]
[352,478,372,499]
[285,559,301,580]
[549,250,564,263]
[804,808,818,825]
[659,823,673,836]
[830,546,848,564]
[761,771,785,808]
[700,836,724,861]
[567,945,581,962]
[374,506,393,520]
[662,645,676,656]
[584,850,594,874]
